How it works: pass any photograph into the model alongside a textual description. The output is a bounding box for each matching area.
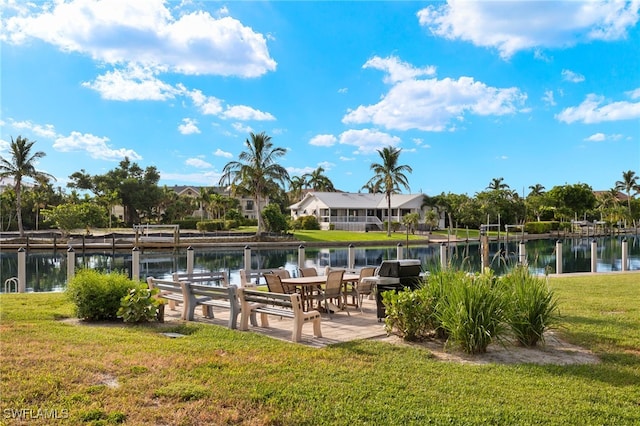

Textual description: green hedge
[524,221,560,234]
[173,219,199,230]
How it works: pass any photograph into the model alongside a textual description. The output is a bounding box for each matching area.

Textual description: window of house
[246,200,254,210]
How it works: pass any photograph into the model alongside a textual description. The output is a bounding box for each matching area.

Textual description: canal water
[1,236,638,292]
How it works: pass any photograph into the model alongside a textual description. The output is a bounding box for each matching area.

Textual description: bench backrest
[238,288,297,310]
[186,282,236,300]
[173,271,229,287]
[147,277,182,293]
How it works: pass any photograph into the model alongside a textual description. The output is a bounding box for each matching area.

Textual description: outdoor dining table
[281,273,361,311]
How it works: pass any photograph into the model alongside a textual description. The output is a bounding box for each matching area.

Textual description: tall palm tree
[360,182,381,193]
[528,183,546,197]
[289,175,306,202]
[0,136,54,237]
[303,167,335,191]
[219,132,289,235]
[615,170,640,217]
[365,146,412,237]
[487,177,509,191]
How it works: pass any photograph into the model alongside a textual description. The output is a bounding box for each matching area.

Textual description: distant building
[289,191,439,231]
[171,185,268,221]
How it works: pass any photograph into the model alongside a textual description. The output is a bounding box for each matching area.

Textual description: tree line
[1,134,638,237]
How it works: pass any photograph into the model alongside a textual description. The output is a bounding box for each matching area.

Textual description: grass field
[0,273,638,425]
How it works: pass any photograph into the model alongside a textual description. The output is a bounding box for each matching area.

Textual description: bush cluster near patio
[383,267,561,352]
[1,274,639,425]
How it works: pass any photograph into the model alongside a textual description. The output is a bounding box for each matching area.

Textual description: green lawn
[293,229,428,243]
[0,273,638,425]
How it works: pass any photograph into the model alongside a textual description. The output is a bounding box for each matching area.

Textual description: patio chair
[298,267,318,277]
[264,273,295,294]
[348,266,377,313]
[321,269,349,317]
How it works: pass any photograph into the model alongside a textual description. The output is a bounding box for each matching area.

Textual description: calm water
[1,236,639,292]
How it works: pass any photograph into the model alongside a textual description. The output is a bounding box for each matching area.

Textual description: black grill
[375,259,423,320]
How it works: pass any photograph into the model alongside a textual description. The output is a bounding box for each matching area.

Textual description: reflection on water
[1,236,638,292]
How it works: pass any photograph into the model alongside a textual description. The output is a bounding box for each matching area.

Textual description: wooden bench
[237,288,322,343]
[146,277,187,320]
[172,271,229,287]
[182,283,240,329]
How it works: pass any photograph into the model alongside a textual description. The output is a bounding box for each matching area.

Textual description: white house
[171,185,267,221]
[289,191,430,231]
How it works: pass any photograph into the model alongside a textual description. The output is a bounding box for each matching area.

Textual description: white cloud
[231,122,253,133]
[0,139,9,154]
[542,90,556,106]
[627,88,640,99]
[2,0,276,77]
[186,88,224,115]
[309,134,337,147]
[83,65,179,101]
[418,1,640,59]
[214,148,233,158]
[584,132,606,142]
[53,131,141,160]
[185,157,211,168]
[317,161,334,171]
[338,87,348,94]
[364,56,436,83]
[562,69,585,83]
[556,94,640,124]
[222,105,276,121]
[287,166,315,176]
[498,155,508,160]
[178,118,200,135]
[339,156,355,161]
[338,129,401,155]
[10,120,58,138]
[412,138,431,148]
[584,133,624,142]
[343,61,527,132]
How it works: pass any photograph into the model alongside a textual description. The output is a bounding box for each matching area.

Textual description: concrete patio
[162,295,389,348]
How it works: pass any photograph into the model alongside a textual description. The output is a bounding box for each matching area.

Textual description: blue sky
[1,0,639,197]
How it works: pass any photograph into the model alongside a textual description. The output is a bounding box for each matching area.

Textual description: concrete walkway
[163,296,389,348]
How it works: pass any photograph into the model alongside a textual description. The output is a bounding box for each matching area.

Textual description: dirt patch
[376,331,600,366]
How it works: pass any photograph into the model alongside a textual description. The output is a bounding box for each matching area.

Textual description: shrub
[262,204,289,232]
[503,266,561,346]
[66,270,138,321]
[382,286,433,341]
[224,219,239,229]
[435,270,507,354]
[524,221,559,234]
[196,220,225,232]
[293,215,320,230]
[173,218,199,230]
[117,286,162,323]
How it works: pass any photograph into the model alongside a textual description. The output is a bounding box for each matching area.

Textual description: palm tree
[289,175,306,202]
[487,177,510,191]
[614,170,640,217]
[303,167,335,191]
[365,146,412,237]
[528,184,546,197]
[0,136,54,237]
[360,181,381,193]
[219,132,289,235]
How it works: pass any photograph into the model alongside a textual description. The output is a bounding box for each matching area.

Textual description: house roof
[289,191,424,210]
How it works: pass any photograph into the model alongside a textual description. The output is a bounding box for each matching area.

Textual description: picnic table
[281,273,360,311]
